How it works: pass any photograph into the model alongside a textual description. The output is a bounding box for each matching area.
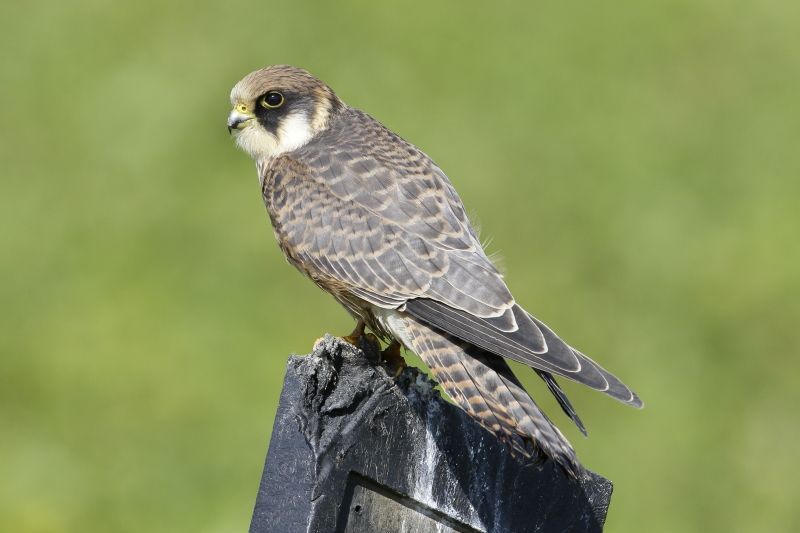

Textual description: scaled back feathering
[227,65,642,476]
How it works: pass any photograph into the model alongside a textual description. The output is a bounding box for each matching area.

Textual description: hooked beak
[227,109,255,134]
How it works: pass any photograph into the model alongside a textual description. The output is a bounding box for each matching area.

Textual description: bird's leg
[342,319,366,346]
[381,340,407,377]
[342,319,381,359]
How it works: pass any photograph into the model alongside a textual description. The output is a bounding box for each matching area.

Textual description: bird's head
[227,65,342,161]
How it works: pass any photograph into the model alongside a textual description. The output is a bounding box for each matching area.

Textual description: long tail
[398,315,582,476]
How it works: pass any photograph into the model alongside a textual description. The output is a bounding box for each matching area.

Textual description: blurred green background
[2,0,798,531]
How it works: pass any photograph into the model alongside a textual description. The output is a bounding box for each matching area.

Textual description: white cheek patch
[277,112,314,154]
[234,112,315,161]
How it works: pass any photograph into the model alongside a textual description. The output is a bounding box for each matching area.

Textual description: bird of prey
[227,65,642,475]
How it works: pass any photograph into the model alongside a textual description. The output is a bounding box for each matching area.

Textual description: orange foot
[342,320,366,346]
[381,340,407,377]
[342,320,381,356]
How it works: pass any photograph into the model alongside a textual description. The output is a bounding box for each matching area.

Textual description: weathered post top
[249,335,613,533]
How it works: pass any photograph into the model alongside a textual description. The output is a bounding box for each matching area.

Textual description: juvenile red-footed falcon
[227,65,642,476]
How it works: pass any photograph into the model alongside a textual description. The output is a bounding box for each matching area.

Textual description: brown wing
[288,108,517,318]
[264,106,641,409]
[406,298,643,407]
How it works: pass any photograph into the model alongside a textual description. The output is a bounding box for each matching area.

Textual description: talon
[381,340,407,377]
[342,319,366,346]
[363,332,381,354]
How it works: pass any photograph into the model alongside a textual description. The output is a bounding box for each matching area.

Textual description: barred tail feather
[397,315,581,476]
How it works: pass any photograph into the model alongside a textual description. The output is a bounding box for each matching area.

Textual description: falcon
[227,65,642,475]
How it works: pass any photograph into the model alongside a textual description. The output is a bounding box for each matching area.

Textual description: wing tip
[627,392,645,409]
[601,374,644,409]
[569,347,645,408]
[604,372,644,409]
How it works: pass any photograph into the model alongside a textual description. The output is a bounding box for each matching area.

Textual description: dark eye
[260,91,284,109]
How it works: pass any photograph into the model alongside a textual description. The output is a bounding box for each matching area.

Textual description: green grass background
[1,1,798,531]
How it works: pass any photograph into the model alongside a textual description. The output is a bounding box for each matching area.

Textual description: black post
[249,335,613,533]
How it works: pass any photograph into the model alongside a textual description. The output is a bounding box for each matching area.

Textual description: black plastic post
[249,335,613,533]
